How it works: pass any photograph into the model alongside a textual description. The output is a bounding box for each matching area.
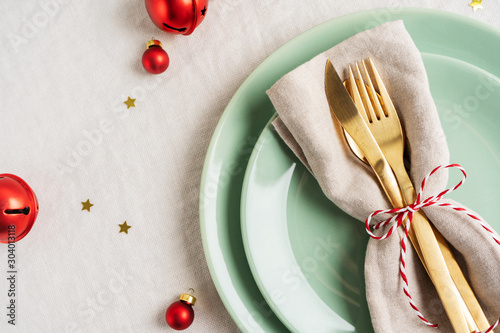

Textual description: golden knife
[324,59,469,333]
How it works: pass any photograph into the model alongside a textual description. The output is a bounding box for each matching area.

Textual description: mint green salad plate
[200,8,500,333]
[241,53,500,333]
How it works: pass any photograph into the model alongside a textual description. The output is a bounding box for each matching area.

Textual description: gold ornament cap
[146,39,162,49]
[180,293,196,306]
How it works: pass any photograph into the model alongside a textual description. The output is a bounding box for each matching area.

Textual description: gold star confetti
[119,221,131,234]
[469,0,483,12]
[124,97,136,109]
[81,199,94,212]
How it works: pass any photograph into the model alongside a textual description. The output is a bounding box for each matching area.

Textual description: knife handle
[364,146,470,331]
[394,165,489,332]
[432,224,492,331]
[375,164,470,330]
[409,211,471,332]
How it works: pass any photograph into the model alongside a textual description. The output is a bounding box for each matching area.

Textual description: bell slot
[5,207,30,215]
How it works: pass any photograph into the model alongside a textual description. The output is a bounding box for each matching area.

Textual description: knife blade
[324,60,403,206]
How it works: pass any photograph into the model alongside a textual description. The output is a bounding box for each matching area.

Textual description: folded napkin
[267,21,500,332]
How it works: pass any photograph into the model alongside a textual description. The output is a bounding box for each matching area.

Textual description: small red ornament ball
[142,39,169,74]
[166,292,196,330]
[166,301,194,330]
[145,0,208,35]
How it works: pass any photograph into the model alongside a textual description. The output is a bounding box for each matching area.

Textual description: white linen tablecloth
[0,1,499,332]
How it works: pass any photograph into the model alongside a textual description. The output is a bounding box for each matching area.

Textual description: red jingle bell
[0,174,39,243]
[145,0,208,35]
[165,291,196,330]
[142,39,169,74]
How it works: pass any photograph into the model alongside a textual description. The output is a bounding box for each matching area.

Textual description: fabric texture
[267,21,500,332]
[1,1,500,332]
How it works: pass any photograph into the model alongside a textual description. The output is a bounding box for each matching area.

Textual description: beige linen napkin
[267,21,500,332]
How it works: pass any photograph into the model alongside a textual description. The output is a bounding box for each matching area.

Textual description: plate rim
[200,7,500,332]
[240,52,500,332]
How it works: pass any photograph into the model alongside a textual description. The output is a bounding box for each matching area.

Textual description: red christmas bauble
[165,292,195,330]
[145,0,208,35]
[0,174,39,243]
[142,39,169,74]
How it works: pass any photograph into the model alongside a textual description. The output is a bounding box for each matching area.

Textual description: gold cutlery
[324,59,470,333]
[343,58,491,332]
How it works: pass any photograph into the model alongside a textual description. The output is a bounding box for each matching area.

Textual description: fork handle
[374,162,470,331]
[406,212,479,332]
[432,224,492,331]
[409,211,470,333]
[394,166,491,332]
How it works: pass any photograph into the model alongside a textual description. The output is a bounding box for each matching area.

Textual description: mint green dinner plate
[241,53,500,332]
[200,8,500,333]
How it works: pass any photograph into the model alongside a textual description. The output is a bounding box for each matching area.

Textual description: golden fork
[345,58,491,332]
[326,60,468,332]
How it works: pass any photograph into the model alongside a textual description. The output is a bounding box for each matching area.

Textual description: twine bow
[365,164,500,332]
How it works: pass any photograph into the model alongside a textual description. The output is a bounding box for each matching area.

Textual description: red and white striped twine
[365,164,500,332]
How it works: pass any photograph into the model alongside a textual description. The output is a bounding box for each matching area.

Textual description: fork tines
[347,58,397,122]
